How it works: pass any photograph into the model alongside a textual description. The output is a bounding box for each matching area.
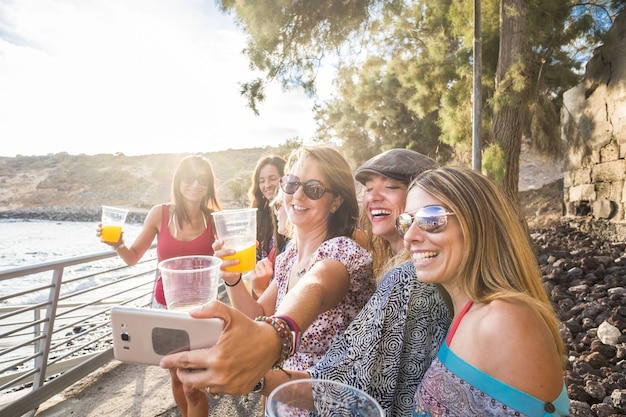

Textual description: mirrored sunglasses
[396,205,456,236]
[279,174,335,200]
[182,174,211,187]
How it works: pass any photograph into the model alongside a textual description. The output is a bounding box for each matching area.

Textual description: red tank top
[154,204,215,306]
[445,300,473,345]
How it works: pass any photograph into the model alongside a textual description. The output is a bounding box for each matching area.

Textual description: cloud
[0,0,323,156]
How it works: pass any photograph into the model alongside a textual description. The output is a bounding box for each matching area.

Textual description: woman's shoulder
[470,299,566,401]
[145,204,168,222]
[472,298,557,362]
[320,236,371,260]
[477,298,541,336]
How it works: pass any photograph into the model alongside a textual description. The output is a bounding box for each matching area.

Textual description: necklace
[296,268,306,277]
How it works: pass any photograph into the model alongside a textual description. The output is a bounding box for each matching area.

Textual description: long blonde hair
[411,166,564,359]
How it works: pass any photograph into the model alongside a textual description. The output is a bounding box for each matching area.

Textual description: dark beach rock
[535,225,626,416]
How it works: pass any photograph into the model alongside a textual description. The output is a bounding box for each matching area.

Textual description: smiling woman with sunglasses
[404,167,570,417]
[166,146,376,398]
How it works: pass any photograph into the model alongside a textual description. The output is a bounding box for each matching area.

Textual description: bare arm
[113,205,161,265]
[275,259,349,331]
[160,257,351,395]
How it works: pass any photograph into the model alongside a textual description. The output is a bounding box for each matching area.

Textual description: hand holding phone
[110,306,223,366]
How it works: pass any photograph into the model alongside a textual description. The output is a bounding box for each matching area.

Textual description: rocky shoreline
[534,225,626,416]
[0,207,146,224]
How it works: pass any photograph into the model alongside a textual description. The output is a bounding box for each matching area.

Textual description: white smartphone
[110,306,223,366]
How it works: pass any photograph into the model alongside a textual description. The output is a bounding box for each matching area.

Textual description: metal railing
[0,247,160,417]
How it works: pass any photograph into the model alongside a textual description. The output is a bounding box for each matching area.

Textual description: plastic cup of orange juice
[211,208,257,273]
[101,206,129,244]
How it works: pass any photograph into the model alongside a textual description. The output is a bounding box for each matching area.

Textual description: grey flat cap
[354,148,438,185]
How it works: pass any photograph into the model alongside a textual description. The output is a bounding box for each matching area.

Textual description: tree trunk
[490,0,528,225]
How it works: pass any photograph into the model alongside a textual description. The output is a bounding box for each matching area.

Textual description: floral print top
[273,236,375,371]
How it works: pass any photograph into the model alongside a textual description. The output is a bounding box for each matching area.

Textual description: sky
[0,0,333,157]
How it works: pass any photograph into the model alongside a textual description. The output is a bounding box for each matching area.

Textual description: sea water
[0,219,146,301]
[0,219,144,270]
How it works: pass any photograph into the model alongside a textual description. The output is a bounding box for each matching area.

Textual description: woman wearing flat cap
[354,148,439,281]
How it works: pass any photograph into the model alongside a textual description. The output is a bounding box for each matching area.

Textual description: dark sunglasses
[280,174,335,200]
[396,205,456,236]
[181,174,211,187]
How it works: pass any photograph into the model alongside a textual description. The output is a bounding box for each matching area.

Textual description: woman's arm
[160,301,282,394]
[161,257,351,395]
[274,258,349,330]
[114,204,161,265]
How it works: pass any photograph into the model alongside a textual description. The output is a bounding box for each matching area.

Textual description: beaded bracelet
[255,315,294,370]
[274,314,302,355]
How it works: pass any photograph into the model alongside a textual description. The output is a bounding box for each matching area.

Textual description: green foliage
[482,143,505,184]
[275,137,304,158]
[217,0,625,183]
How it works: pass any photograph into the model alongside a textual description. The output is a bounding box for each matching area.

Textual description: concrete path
[34,360,263,417]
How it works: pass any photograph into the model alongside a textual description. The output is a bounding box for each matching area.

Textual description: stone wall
[560,11,626,243]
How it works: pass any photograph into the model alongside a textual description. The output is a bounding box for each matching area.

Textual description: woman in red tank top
[97,154,221,417]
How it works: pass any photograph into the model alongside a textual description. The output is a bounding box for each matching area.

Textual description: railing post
[32,267,64,394]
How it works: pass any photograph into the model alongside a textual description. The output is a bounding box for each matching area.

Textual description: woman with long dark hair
[248,155,286,261]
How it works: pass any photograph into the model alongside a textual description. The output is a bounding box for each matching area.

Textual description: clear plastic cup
[211,208,257,273]
[266,379,385,417]
[158,255,223,311]
[101,206,129,243]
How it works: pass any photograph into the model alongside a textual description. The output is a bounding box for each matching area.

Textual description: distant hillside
[0,146,564,229]
[0,148,281,222]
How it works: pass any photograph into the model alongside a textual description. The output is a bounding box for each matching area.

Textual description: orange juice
[224,243,256,273]
[101,225,123,243]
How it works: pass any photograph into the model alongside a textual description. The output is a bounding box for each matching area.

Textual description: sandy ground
[33,360,263,417]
